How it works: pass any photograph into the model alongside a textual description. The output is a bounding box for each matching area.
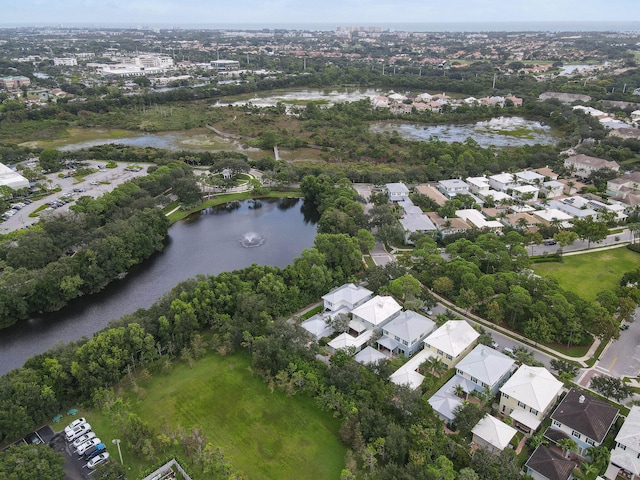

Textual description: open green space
[532,247,640,301]
[86,353,345,479]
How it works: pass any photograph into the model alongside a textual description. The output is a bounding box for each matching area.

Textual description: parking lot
[0,160,150,234]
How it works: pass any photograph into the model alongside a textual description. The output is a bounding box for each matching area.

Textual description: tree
[557,438,577,457]
[590,375,632,402]
[572,217,609,249]
[356,229,376,254]
[38,148,62,172]
[452,403,488,436]
[388,274,422,303]
[456,467,479,480]
[327,313,351,334]
[554,230,578,247]
[0,444,65,480]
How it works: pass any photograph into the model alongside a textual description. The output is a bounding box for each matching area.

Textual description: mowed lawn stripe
[128,353,345,479]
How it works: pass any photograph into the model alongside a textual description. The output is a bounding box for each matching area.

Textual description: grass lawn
[532,248,640,301]
[86,353,345,480]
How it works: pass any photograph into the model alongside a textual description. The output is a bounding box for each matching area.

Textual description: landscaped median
[85,352,346,479]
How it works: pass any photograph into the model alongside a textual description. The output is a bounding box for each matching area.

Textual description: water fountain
[240,232,265,248]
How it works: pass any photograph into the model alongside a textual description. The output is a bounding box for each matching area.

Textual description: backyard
[532,247,640,301]
[85,352,346,479]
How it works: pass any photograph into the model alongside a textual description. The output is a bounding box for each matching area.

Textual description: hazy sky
[3,0,640,26]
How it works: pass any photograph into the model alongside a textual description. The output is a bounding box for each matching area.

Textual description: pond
[370,116,556,147]
[0,198,317,375]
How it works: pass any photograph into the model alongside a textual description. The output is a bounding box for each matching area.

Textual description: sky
[2,0,640,28]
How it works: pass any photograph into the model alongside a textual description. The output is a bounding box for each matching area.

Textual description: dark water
[0,198,317,375]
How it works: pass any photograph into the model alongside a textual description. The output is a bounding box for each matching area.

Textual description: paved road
[597,308,640,378]
[0,161,150,234]
[529,229,631,256]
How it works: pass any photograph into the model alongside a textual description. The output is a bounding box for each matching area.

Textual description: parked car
[620,322,631,331]
[86,451,109,469]
[66,422,91,442]
[503,347,514,356]
[84,443,106,461]
[543,239,557,246]
[64,418,87,436]
[25,432,43,445]
[491,341,500,350]
[72,431,96,449]
[77,438,101,456]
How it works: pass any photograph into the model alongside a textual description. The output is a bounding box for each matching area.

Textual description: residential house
[563,154,620,179]
[546,388,619,457]
[399,213,438,243]
[531,209,573,228]
[499,365,563,435]
[471,415,518,453]
[533,167,559,181]
[488,173,517,192]
[466,176,491,196]
[543,181,565,199]
[512,184,539,202]
[607,172,640,206]
[455,344,516,395]
[414,184,448,206]
[378,310,435,357]
[322,283,373,312]
[354,345,388,365]
[526,446,577,480]
[437,179,470,198]
[606,405,640,480]
[429,375,477,423]
[423,320,480,368]
[425,212,471,237]
[456,209,504,232]
[327,329,373,353]
[516,170,546,186]
[350,295,402,330]
[300,315,334,341]
[389,349,433,390]
[385,182,410,202]
[550,199,598,220]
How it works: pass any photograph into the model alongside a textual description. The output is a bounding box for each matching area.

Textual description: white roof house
[543,180,565,198]
[438,179,470,198]
[608,406,640,480]
[386,182,410,201]
[428,374,477,422]
[328,330,373,353]
[300,315,334,340]
[531,208,573,227]
[488,173,517,192]
[351,295,402,329]
[516,171,546,185]
[389,348,433,390]
[472,415,518,452]
[499,365,563,432]
[424,320,480,367]
[466,176,491,195]
[379,310,435,357]
[399,214,437,243]
[0,163,29,190]
[355,345,389,365]
[322,283,373,312]
[455,209,503,231]
[455,344,516,394]
[512,184,539,202]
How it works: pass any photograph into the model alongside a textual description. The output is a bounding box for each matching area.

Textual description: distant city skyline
[3,0,640,29]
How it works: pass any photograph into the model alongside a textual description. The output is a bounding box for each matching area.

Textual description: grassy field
[532,247,640,301]
[85,353,345,479]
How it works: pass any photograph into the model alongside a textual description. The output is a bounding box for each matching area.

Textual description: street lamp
[112,438,123,465]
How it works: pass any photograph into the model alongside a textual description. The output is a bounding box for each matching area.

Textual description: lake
[0,198,317,375]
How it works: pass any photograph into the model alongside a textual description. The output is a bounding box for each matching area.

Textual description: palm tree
[454,383,467,399]
[423,356,448,378]
[586,445,610,469]
[557,438,577,458]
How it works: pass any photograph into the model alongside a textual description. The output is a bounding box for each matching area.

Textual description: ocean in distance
[5,21,640,33]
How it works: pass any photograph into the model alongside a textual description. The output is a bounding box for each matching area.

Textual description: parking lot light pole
[112,438,123,465]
